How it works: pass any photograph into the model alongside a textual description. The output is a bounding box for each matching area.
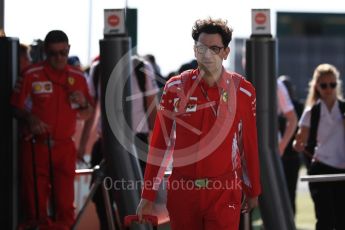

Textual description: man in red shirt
[12,30,94,230]
[136,18,261,230]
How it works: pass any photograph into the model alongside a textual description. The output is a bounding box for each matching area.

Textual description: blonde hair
[305,63,343,107]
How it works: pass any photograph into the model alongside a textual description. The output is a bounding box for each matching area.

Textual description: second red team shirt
[11,61,93,139]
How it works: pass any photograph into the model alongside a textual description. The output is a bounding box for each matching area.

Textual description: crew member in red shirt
[12,30,94,230]
[136,18,261,230]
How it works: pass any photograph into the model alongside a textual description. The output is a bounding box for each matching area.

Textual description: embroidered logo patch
[173,98,180,112]
[186,97,197,112]
[174,97,197,113]
[32,81,53,94]
[68,76,75,86]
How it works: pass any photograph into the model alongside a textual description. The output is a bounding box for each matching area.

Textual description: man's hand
[27,114,49,136]
[136,198,154,223]
[77,147,88,165]
[241,196,258,213]
[292,127,309,152]
[69,91,87,108]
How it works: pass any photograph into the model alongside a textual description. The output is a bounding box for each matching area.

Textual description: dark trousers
[282,154,300,214]
[90,138,116,230]
[134,133,149,175]
[309,161,345,230]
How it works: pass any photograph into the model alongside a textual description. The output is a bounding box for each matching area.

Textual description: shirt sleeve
[277,79,294,114]
[144,62,159,96]
[87,64,97,99]
[81,76,95,107]
[299,107,311,128]
[240,81,261,197]
[141,78,176,201]
[10,73,31,110]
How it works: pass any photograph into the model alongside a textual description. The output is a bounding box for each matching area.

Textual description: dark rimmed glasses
[319,82,337,90]
[195,45,224,55]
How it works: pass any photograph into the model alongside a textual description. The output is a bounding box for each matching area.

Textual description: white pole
[87,0,93,64]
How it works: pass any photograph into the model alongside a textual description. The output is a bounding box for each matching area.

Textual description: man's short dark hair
[192,18,233,47]
[44,30,69,47]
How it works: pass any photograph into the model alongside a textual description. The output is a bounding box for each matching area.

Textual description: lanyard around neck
[199,84,219,118]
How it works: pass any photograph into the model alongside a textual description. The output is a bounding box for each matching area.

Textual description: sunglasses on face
[195,45,224,55]
[47,49,69,57]
[319,82,337,90]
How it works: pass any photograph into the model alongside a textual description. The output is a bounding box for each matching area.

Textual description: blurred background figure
[177,59,198,74]
[78,54,159,229]
[131,55,159,173]
[293,63,345,230]
[29,39,45,64]
[68,55,82,69]
[19,43,32,74]
[68,55,88,78]
[278,75,304,215]
[144,54,165,89]
[77,57,111,230]
[276,72,298,156]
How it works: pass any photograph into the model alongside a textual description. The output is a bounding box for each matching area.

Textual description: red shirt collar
[195,67,228,91]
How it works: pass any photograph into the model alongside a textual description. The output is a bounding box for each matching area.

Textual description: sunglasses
[319,82,337,90]
[195,45,224,55]
[47,49,69,57]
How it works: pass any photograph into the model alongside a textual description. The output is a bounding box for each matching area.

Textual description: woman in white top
[293,63,345,230]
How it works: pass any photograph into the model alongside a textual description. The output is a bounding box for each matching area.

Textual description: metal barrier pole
[102,182,116,230]
[73,167,174,229]
[72,161,116,230]
[300,174,345,183]
[239,212,251,230]
[111,197,123,230]
[75,168,95,176]
[246,9,296,230]
[1,36,19,230]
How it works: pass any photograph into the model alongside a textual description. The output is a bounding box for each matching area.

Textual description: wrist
[27,113,37,124]
[79,101,89,110]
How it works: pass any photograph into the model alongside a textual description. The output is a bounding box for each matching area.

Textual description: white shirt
[277,79,295,140]
[277,79,294,115]
[87,60,103,135]
[88,59,159,135]
[299,100,345,169]
[131,60,159,134]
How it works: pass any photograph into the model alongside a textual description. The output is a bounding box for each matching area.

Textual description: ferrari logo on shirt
[68,76,75,86]
[32,81,53,94]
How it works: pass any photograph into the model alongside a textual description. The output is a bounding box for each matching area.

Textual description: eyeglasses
[319,82,337,90]
[47,49,69,57]
[195,45,224,55]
